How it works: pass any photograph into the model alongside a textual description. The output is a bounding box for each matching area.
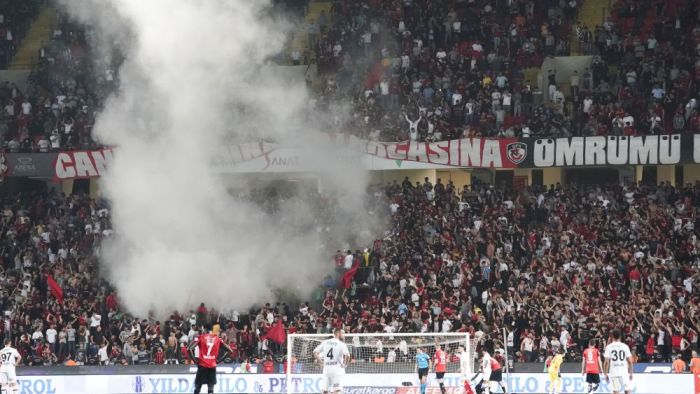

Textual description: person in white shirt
[502,92,512,112]
[20,100,31,116]
[31,327,44,342]
[46,324,58,353]
[436,49,447,62]
[604,329,633,394]
[387,349,396,363]
[552,89,565,105]
[480,350,494,394]
[521,125,531,138]
[559,326,570,352]
[405,114,421,141]
[3,102,14,118]
[441,319,453,332]
[313,328,350,394]
[583,96,593,114]
[37,136,50,152]
[457,345,475,394]
[343,251,354,270]
[50,130,61,150]
[0,339,21,394]
[98,339,110,365]
[379,79,390,96]
[90,313,102,329]
[332,42,342,58]
[290,49,301,64]
[401,55,410,72]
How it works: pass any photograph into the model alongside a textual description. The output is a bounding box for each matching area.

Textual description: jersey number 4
[609,350,626,362]
[326,348,333,360]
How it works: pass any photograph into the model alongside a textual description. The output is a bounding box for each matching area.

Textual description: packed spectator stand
[1,0,699,153]
[1,11,102,154]
[316,0,577,141]
[0,0,699,374]
[1,177,699,368]
[315,0,700,140]
[0,0,43,69]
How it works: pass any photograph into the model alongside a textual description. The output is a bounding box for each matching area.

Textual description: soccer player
[548,348,564,394]
[434,343,447,394]
[415,347,431,394]
[313,328,350,394]
[0,339,21,394]
[582,339,603,394]
[481,349,507,394]
[187,324,233,394]
[456,345,474,394]
[604,329,633,394]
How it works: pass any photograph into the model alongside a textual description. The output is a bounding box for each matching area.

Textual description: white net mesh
[287,333,477,392]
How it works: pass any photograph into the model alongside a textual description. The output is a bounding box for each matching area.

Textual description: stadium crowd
[3,0,700,152]
[0,0,700,152]
[0,176,699,368]
[0,0,698,373]
[0,0,43,69]
[1,12,101,153]
[314,0,700,141]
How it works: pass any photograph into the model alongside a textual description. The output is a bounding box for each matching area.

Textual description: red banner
[37,134,700,179]
[54,149,113,180]
[51,138,526,180]
[362,138,522,168]
[47,275,63,304]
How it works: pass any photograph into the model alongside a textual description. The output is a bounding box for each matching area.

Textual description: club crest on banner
[506,142,527,164]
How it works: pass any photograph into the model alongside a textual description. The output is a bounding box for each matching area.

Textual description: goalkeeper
[548,348,565,394]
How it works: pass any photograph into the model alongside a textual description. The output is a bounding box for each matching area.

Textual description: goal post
[286,332,477,393]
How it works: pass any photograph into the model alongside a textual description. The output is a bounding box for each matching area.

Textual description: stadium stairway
[570,0,610,55]
[9,5,57,70]
[289,1,332,61]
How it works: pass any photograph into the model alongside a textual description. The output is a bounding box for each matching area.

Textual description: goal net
[286,333,476,393]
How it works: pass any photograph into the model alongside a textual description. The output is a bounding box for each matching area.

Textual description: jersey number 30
[609,350,626,362]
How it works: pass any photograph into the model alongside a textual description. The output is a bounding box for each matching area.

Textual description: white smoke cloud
[57,0,381,317]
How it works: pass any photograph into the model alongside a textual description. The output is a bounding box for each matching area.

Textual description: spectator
[64,354,77,366]
[262,354,275,373]
[45,324,57,355]
[98,340,109,366]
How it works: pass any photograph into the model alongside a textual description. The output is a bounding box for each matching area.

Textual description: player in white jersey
[480,349,506,394]
[313,328,351,394]
[603,329,633,394]
[0,339,21,394]
[456,345,475,394]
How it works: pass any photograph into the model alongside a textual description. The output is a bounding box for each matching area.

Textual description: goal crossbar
[289,332,471,338]
[286,332,476,393]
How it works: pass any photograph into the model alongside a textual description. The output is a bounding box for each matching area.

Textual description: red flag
[363,61,386,89]
[340,264,359,289]
[47,275,63,304]
[261,320,286,345]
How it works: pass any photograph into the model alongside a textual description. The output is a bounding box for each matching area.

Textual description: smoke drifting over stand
[59,0,378,316]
